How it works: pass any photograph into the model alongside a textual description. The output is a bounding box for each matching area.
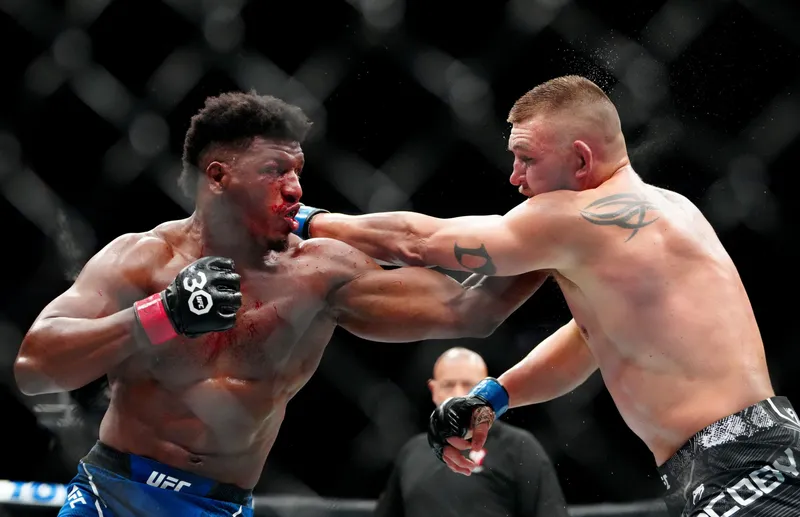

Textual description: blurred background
[1,0,799,514]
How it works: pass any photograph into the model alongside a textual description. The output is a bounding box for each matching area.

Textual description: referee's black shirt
[374,421,568,517]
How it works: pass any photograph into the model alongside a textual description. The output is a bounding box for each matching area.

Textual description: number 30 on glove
[133,256,243,344]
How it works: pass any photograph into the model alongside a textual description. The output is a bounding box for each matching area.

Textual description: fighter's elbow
[13,356,51,396]
[14,334,67,396]
[473,319,503,338]
[456,314,502,339]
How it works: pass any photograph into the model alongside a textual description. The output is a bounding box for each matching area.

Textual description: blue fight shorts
[57,441,254,517]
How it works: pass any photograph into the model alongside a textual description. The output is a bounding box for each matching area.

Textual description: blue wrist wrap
[468,378,509,418]
[292,205,329,239]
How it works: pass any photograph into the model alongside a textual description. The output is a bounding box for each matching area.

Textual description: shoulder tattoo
[579,193,660,242]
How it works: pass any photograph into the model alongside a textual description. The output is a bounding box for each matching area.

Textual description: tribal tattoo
[454,243,497,275]
[579,193,660,242]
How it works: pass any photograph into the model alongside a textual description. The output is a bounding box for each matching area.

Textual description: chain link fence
[1,0,798,514]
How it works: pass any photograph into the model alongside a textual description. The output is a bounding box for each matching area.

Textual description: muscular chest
[126,259,336,385]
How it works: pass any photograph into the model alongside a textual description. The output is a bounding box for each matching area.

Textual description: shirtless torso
[17,216,548,489]
[101,221,349,489]
[549,171,773,464]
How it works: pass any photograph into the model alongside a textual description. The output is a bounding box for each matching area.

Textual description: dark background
[1,0,799,510]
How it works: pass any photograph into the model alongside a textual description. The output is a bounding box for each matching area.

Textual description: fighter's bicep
[423,218,520,276]
[427,205,571,276]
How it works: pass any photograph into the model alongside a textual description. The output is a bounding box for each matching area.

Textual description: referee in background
[375,348,568,517]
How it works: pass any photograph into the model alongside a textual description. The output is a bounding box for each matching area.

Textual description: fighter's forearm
[310,212,440,266]
[14,309,140,395]
[456,271,549,335]
[497,320,598,407]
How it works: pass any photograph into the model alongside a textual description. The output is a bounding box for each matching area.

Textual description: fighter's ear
[573,140,593,180]
[206,161,231,194]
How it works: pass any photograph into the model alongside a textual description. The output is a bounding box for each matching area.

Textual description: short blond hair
[507,75,614,124]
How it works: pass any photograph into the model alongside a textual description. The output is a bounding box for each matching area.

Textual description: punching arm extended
[308,199,571,276]
[329,243,550,342]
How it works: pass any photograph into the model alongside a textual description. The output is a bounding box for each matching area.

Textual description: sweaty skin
[14,137,547,489]
[311,153,773,468]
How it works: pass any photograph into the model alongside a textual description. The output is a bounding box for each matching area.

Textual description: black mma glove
[133,256,242,344]
[427,377,509,461]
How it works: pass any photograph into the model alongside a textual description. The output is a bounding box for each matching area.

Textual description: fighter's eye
[260,162,281,174]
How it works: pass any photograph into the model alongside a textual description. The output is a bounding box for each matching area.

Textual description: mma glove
[292,204,329,240]
[427,377,510,462]
[133,256,243,345]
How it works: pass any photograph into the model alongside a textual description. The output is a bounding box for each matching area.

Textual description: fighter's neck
[589,161,636,189]
[185,211,277,266]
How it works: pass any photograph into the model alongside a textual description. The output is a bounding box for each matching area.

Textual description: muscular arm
[327,242,549,342]
[498,319,598,407]
[311,196,573,276]
[14,234,168,395]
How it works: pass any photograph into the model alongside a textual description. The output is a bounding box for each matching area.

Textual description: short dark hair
[180,91,312,197]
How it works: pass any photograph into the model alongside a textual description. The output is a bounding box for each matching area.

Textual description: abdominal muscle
[99,375,288,489]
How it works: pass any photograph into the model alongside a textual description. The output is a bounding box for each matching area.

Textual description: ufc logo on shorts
[697,447,798,517]
[183,271,213,316]
[146,471,192,492]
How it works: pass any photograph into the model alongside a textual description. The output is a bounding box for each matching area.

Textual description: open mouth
[285,204,300,219]
[283,204,301,232]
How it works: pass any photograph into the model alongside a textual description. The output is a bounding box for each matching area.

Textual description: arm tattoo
[579,193,660,242]
[454,243,497,275]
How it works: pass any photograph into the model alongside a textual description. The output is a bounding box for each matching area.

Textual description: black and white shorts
[658,396,800,516]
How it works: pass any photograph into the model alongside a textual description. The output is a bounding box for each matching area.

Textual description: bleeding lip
[283,203,301,219]
[282,203,301,233]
